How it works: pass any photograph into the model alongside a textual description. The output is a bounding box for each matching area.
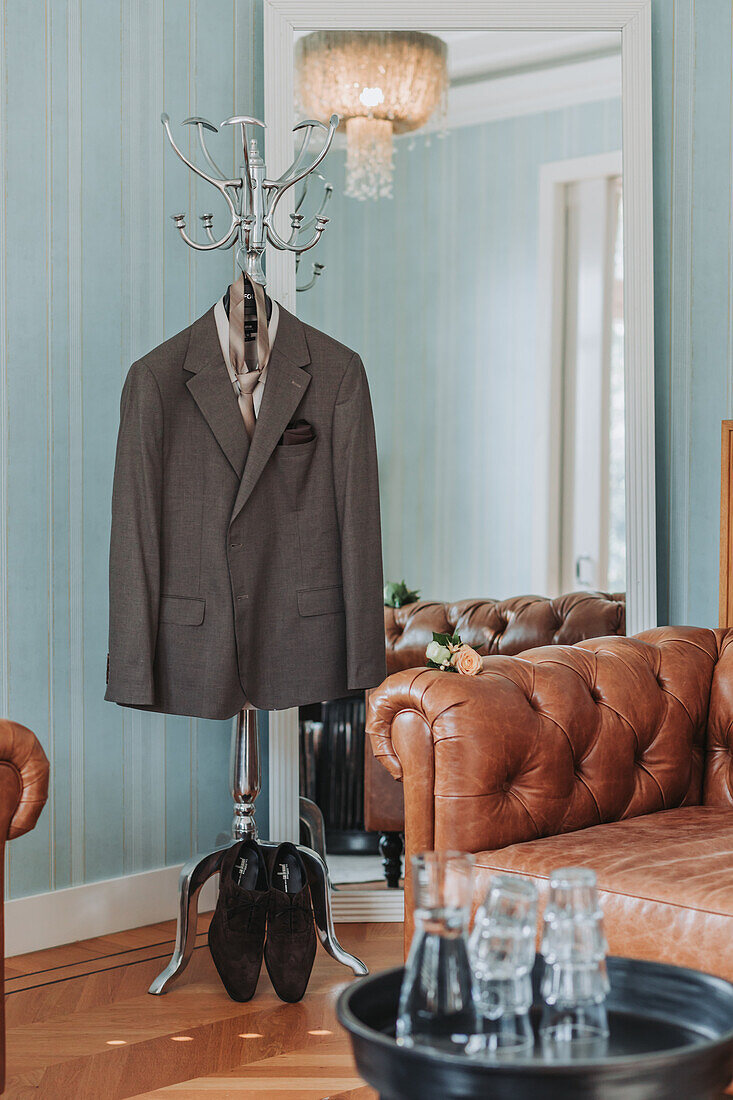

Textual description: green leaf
[384,579,421,608]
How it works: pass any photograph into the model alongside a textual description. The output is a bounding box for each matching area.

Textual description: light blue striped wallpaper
[0,0,268,901]
[299,99,622,603]
[4,0,731,904]
[652,0,733,628]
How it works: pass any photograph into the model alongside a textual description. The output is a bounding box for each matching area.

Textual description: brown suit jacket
[105,304,386,718]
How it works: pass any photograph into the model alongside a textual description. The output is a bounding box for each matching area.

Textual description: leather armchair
[0,719,49,1092]
[365,591,625,885]
[367,627,733,977]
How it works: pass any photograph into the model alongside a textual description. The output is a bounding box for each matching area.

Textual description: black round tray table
[337,956,733,1099]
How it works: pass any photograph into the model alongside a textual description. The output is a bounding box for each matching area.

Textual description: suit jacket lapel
[184,306,249,477]
[230,306,311,523]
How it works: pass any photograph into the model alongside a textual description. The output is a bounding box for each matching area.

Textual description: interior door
[559,174,624,594]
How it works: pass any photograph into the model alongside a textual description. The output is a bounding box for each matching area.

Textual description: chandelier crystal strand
[295,30,448,201]
[344,118,393,201]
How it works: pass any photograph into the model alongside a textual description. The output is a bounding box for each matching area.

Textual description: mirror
[292,26,626,889]
[295,29,624,601]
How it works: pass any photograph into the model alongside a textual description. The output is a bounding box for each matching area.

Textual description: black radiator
[299,696,379,854]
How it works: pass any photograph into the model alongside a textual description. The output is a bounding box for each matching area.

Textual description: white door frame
[264,0,657,862]
[533,150,624,597]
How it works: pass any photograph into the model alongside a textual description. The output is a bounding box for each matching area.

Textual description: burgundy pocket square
[279,420,315,446]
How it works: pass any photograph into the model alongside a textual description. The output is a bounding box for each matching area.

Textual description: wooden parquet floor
[4,914,401,1099]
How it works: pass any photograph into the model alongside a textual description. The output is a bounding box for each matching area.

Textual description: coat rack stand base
[148,707,367,995]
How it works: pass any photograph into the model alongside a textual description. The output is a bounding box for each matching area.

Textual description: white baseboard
[5,863,219,958]
[5,864,402,956]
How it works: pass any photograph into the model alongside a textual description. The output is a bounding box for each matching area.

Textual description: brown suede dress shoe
[208,839,269,1002]
[265,843,317,1003]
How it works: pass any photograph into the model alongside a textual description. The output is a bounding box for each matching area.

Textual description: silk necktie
[229,273,271,439]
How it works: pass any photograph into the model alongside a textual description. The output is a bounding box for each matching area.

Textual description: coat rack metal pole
[149,711,366,995]
[148,109,366,996]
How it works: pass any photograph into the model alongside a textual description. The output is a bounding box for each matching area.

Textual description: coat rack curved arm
[294,176,333,235]
[294,172,311,215]
[265,115,339,191]
[199,213,239,247]
[161,114,242,195]
[220,115,266,147]
[181,116,230,183]
[170,213,240,252]
[161,113,241,249]
[265,116,337,251]
[268,215,330,254]
[270,120,326,191]
[296,260,325,292]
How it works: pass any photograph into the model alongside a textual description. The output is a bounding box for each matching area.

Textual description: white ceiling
[441,31,620,82]
[294,29,621,84]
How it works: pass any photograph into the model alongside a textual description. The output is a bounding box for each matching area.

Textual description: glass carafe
[396,851,478,1054]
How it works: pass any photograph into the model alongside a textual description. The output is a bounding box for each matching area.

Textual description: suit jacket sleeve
[332,353,387,692]
[105,361,163,706]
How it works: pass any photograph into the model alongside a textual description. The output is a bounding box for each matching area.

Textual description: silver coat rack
[160,111,338,284]
[149,109,366,996]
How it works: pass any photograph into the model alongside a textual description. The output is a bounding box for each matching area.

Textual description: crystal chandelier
[295,31,448,201]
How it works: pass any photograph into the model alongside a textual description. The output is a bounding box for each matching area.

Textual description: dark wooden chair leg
[379,831,404,888]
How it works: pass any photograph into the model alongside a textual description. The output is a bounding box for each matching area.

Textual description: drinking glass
[469,873,539,1058]
[539,866,610,1057]
[396,851,479,1054]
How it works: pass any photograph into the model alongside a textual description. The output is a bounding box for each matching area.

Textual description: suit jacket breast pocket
[273,435,317,510]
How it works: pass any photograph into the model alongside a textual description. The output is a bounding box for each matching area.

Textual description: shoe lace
[228,895,265,934]
[270,894,311,935]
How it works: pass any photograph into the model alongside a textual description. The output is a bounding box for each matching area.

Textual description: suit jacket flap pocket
[159,595,205,626]
[297,584,344,617]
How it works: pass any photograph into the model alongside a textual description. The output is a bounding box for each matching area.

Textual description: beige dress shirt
[213,294,279,710]
[213,295,280,419]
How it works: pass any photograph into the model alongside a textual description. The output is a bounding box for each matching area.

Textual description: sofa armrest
[0,719,49,840]
[367,629,721,857]
[368,663,573,855]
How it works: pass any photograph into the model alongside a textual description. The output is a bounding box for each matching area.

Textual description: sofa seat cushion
[473,805,733,981]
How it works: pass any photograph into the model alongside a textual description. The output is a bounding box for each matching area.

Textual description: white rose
[426,641,452,666]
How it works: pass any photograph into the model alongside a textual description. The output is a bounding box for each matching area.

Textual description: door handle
[575,554,595,587]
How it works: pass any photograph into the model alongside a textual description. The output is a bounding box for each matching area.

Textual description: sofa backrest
[480,627,722,843]
[704,629,733,806]
[385,591,625,675]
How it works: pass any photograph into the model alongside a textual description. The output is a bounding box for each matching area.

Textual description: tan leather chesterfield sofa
[0,718,49,1092]
[367,626,733,979]
[366,592,626,885]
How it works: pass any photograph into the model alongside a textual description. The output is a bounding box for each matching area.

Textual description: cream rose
[426,640,452,668]
[451,644,482,676]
